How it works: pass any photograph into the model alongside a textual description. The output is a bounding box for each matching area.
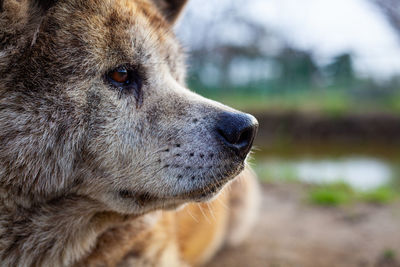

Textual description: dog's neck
[0,191,150,266]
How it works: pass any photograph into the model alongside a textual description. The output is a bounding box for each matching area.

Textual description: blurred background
[176,1,400,266]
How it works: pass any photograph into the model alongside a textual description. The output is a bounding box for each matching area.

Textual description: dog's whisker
[216,193,229,211]
[197,203,211,225]
[206,202,216,222]
[185,207,199,223]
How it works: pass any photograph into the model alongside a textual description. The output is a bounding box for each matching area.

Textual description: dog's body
[0,0,259,266]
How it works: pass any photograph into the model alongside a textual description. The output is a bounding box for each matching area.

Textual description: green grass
[308,183,354,206]
[308,184,399,207]
[382,249,396,261]
[359,187,398,204]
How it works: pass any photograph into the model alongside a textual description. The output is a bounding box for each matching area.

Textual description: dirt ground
[207,183,400,267]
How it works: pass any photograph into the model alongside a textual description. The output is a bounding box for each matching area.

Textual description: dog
[0,0,260,266]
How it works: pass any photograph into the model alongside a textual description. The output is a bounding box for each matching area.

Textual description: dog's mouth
[176,179,228,201]
[118,180,225,205]
[116,158,245,210]
[173,159,244,200]
[118,168,239,205]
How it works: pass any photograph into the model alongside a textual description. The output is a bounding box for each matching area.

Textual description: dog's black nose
[216,112,258,158]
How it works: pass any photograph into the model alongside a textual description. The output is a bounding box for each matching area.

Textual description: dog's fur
[0,0,260,266]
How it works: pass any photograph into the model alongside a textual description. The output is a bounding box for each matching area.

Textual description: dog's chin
[178,176,232,202]
[118,179,226,211]
[114,162,245,214]
[174,160,244,201]
[123,184,223,214]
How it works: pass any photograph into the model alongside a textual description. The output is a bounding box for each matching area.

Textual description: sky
[177,0,400,79]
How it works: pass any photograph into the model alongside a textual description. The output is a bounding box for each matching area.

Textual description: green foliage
[382,249,396,260]
[359,187,398,204]
[308,183,354,206]
[275,48,320,86]
[307,184,399,207]
[325,53,355,85]
[376,249,399,267]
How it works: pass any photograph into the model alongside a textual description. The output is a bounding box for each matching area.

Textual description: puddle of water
[256,157,395,191]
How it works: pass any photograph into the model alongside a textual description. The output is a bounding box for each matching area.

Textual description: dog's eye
[106,65,143,95]
[109,67,129,83]
[106,65,144,106]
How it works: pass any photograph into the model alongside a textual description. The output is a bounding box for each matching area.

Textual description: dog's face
[0,0,258,214]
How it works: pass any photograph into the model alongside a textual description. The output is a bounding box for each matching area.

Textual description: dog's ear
[150,0,188,24]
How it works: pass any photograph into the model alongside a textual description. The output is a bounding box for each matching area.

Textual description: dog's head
[0,0,258,214]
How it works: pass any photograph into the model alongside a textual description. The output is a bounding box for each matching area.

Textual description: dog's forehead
[49,0,177,67]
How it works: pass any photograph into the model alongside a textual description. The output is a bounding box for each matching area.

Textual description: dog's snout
[216,112,258,158]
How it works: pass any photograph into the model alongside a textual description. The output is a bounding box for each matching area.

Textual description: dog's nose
[216,112,258,158]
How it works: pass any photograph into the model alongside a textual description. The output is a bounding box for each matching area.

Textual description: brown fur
[0,0,259,266]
